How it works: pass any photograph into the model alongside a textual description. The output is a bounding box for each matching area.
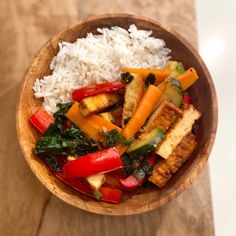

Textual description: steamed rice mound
[33,24,171,114]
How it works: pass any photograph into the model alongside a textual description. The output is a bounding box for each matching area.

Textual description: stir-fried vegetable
[31,62,201,204]
[183,92,192,105]
[120,155,157,190]
[35,103,98,157]
[176,67,198,90]
[63,147,122,179]
[56,172,122,203]
[122,73,144,127]
[72,81,125,101]
[29,106,54,133]
[118,85,162,155]
[165,61,185,78]
[65,102,121,141]
[80,93,121,116]
[123,67,170,83]
[101,129,132,148]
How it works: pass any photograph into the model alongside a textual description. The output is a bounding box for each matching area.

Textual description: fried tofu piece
[141,100,183,137]
[80,93,121,116]
[149,133,197,188]
[156,104,201,159]
[122,73,144,126]
[87,174,105,192]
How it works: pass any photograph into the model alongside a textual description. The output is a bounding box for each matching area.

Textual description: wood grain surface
[0,0,214,235]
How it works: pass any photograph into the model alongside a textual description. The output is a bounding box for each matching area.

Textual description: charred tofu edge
[141,100,183,136]
[149,133,197,188]
[156,104,201,159]
[80,93,121,116]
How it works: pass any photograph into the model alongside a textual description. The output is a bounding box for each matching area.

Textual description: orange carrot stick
[176,67,198,90]
[117,85,162,155]
[123,68,170,83]
[66,102,120,141]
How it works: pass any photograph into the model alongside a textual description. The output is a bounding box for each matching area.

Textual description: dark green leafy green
[121,72,134,84]
[121,154,155,177]
[42,154,62,172]
[121,154,143,176]
[35,103,99,167]
[145,73,156,86]
[101,129,132,148]
[133,168,146,180]
[93,191,102,201]
[48,102,73,133]
[141,159,154,175]
[142,181,154,188]
[35,123,98,156]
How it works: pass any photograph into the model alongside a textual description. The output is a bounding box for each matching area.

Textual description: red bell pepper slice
[29,106,54,133]
[99,186,122,203]
[72,81,125,101]
[55,173,122,203]
[120,154,158,190]
[183,92,192,105]
[55,172,92,196]
[63,147,122,179]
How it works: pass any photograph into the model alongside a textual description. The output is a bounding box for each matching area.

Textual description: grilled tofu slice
[149,133,197,188]
[122,73,144,127]
[80,93,121,116]
[140,100,183,138]
[156,104,201,159]
[87,174,105,192]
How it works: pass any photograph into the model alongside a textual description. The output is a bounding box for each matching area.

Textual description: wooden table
[0,0,214,235]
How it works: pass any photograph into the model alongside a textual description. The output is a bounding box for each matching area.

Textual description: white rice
[33,24,171,114]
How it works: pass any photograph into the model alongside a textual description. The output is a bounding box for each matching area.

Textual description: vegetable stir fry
[30,61,201,203]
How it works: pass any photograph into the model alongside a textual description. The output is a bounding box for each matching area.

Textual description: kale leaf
[35,123,98,156]
[35,103,99,168]
[145,73,156,86]
[42,154,62,172]
[121,72,134,84]
[101,129,132,148]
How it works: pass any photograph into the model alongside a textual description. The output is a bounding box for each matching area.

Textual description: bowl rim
[16,13,218,215]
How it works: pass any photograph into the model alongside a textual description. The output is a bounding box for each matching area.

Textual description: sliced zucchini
[157,78,183,108]
[122,73,144,127]
[127,128,165,156]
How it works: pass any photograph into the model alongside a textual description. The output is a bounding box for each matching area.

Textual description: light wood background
[0,0,214,235]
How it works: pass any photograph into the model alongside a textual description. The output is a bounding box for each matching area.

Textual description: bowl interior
[17,14,217,215]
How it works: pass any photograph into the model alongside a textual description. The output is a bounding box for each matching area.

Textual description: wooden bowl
[16,14,218,215]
